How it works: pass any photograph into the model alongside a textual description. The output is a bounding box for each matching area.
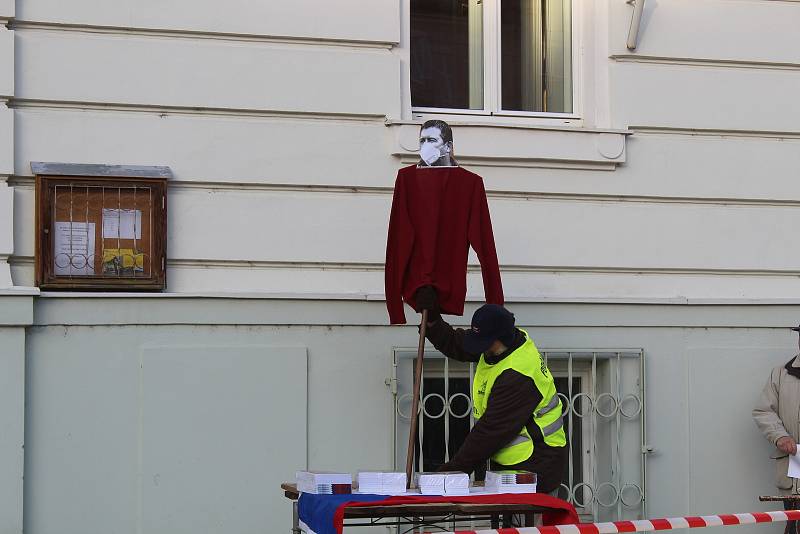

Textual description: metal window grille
[52,184,154,279]
[392,347,646,523]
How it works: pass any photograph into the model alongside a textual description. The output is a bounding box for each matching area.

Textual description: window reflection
[501,0,572,113]
[411,0,484,110]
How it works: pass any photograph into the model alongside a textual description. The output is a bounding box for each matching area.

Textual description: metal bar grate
[52,184,154,279]
[394,348,646,522]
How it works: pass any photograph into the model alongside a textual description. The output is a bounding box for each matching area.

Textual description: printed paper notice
[102,209,142,240]
[53,222,96,276]
[789,451,800,479]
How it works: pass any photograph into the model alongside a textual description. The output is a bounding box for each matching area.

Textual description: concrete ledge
[0,292,36,325]
[31,295,800,328]
[30,162,172,179]
[387,121,630,170]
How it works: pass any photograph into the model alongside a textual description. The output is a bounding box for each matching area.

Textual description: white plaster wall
[24,321,395,534]
[12,109,396,185]
[11,0,800,301]
[0,327,24,534]
[16,0,400,44]
[611,62,800,132]
[608,0,800,63]
[15,31,401,117]
[22,299,800,531]
[25,326,311,534]
[11,177,800,300]
[10,1,800,532]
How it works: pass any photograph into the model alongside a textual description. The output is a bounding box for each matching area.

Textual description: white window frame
[409,0,582,121]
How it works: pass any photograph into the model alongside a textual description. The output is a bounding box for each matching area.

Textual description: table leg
[490,514,499,529]
[502,513,512,528]
[292,501,301,534]
[524,513,536,527]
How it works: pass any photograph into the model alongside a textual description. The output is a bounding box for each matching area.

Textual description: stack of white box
[296,471,353,494]
[414,472,470,496]
[356,472,407,494]
[485,470,537,494]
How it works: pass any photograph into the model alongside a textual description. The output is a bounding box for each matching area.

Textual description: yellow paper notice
[103,249,144,269]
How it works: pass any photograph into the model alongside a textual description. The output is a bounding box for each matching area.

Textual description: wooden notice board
[35,174,167,290]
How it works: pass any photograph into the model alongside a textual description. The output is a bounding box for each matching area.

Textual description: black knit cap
[463,304,516,354]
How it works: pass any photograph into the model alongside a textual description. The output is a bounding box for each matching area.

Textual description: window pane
[411,0,484,110]
[417,376,472,472]
[501,0,572,113]
[554,376,583,491]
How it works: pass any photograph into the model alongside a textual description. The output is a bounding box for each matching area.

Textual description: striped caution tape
[444,510,800,534]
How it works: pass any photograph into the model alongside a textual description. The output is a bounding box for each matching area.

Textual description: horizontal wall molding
[11,174,800,208]
[13,254,800,279]
[396,155,617,171]
[630,125,800,141]
[9,98,386,122]
[27,296,800,327]
[611,54,800,72]
[11,20,396,49]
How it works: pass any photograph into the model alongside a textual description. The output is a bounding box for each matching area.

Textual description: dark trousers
[785,499,799,534]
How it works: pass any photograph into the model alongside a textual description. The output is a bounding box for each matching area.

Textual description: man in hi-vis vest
[415,287,568,494]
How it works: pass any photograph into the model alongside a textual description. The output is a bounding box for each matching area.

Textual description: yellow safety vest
[472,329,566,466]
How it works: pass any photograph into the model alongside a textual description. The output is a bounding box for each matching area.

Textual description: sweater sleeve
[467,177,504,306]
[444,370,541,474]
[385,172,415,324]
[424,317,482,363]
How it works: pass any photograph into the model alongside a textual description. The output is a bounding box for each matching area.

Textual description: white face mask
[420,143,442,166]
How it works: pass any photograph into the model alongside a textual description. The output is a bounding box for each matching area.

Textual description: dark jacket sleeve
[384,172,415,324]
[467,177,504,306]
[442,370,542,474]
[424,317,481,363]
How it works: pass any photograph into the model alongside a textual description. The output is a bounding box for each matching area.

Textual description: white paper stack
[296,471,353,495]
[485,470,537,494]
[356,472,407,494]
[444,472,470,495]
[415,472,445,495]
[414,471,470,496]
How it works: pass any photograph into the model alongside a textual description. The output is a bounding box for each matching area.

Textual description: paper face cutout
[418,121,456,167]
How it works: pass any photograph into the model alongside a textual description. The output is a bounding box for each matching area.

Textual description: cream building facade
[1,1,800,533]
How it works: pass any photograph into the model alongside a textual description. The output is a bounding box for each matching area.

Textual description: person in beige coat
[753,325,800,504]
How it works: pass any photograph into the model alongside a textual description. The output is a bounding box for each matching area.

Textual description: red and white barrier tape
[445,510,800,534]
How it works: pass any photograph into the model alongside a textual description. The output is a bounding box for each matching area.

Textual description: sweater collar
[785,354,800,379]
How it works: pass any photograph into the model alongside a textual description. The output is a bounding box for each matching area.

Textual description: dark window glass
[554,376,583,496]
[415,373,581,490]
[416,376,474,472]
[411,0,483,110]
[501,0,572,113]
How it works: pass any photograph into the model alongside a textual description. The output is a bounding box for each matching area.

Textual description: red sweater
[384,165,504,324]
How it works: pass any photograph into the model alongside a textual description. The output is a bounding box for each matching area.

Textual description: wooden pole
[405,309,429,488]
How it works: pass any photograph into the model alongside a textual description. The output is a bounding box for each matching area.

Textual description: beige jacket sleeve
[752,367,791,446]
